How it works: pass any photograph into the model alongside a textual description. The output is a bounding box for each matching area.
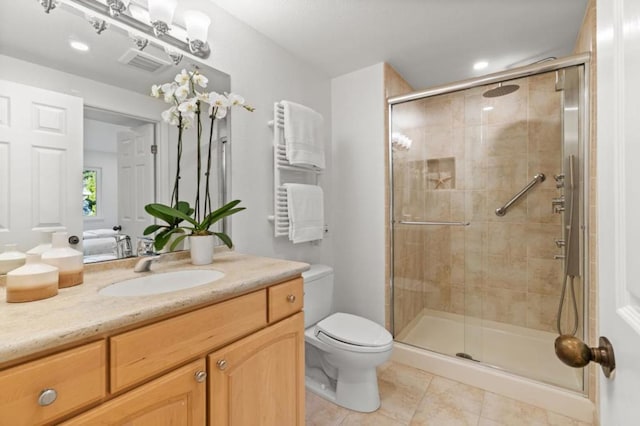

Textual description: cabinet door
[209,312,305,426]
[62,359,206,426]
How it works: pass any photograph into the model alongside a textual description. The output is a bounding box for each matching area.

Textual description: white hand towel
[83,229,118,239]
[282,101,325,169]
[284,183,324,243]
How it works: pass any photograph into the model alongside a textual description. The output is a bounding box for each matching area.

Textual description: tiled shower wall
[393,71,580,334]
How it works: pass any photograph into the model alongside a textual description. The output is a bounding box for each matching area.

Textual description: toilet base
[305,367,381,413]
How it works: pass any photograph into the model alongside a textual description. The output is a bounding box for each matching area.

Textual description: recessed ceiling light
[483,106,494,111]
[70,40,90,52]
[473,61,489,71]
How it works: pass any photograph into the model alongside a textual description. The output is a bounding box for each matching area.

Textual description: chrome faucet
[134,237,161,272]
[134,255,161,272]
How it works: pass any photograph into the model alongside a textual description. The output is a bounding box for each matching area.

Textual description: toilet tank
[302,264,334,328]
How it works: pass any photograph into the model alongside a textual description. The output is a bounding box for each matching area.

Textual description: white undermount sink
[98,270,225,297]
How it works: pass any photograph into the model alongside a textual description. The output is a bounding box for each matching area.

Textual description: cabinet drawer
[110,289,267,393]
[0,341,106,426]
[268,277,303,323]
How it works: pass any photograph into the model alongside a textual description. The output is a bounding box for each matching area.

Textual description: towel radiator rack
[495,173,545,217]
[268,101,323,238]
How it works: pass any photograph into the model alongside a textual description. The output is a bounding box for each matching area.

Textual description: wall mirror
[0,0,231,268]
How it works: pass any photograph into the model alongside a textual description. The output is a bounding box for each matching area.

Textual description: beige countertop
[0,251,309,365]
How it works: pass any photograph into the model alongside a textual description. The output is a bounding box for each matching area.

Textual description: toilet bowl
[303,265,393,412]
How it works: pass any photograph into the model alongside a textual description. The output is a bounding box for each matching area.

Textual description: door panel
[597,0,640,423]
[0,80,83,251]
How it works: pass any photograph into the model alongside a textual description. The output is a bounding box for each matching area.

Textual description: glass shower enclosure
[389,56,589,393]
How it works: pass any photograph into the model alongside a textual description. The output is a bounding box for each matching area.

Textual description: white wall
[83,119,126,231]
[330,63,386,325]
[193,2,333,266]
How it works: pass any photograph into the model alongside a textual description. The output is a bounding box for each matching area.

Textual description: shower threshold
[395,308,582,391]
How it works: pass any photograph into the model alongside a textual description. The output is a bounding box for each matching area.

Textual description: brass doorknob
[554,335,616,378]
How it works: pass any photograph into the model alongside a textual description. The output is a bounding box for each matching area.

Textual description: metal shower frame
[387,52,591,394]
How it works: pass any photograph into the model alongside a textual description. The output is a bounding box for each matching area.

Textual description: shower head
[482,82,520,98]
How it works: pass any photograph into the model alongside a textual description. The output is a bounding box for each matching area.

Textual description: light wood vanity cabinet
[0,276,304,426]
[0,341,106,426]
[209,312,304,426]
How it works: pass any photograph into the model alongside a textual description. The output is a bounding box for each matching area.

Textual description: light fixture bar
[64,0,210,59]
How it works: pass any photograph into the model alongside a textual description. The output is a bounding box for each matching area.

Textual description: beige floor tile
[306,391,350,426]
[341,411,407,426]
[411,396,480,426]
[478,418,504,426]
[377,362,434,422]
[546,411,592,426]
[481,392,548,425]
[423,376,485,415]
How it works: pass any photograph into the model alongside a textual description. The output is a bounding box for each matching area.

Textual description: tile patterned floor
[305,362,591,426]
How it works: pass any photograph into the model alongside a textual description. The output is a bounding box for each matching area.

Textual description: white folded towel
[284,183,324,243]
[282,100,325,169]
[83,229,118,239]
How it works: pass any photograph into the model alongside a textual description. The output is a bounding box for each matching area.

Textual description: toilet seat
[314,313,393,353]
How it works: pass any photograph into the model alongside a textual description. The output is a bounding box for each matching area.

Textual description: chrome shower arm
[495,173,546,217]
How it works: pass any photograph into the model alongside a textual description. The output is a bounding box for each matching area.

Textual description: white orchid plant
[144,69,254,251]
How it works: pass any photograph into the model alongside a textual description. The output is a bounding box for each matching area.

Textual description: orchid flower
[151,84,162,98]
[193,73,208,88]
[174,69,191,86]
[174,84,190,102]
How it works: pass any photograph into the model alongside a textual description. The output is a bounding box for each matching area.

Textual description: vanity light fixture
[165,47,183,66]
[87,15,109,34]
[130,33,149,51]
[41,0,211,60]
[148,0,177,37]
[473,60,489,71]
[106,0,130,17]
[392,132,412,151]
[184,10,211,56]
[39,0,59,14]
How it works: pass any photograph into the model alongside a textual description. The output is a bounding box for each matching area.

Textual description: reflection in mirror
[0,0,231,269]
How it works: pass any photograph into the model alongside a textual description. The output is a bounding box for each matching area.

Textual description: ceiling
[209,0,589,90]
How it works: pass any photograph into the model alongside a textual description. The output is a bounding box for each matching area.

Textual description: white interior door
[597,0,640,423]
[117,123,155,243]
[0,80,83,251]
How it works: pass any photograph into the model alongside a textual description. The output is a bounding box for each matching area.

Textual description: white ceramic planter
[189,234,215,265]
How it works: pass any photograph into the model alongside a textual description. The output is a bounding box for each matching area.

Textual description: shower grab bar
[495,173,546,217]
[397,220,470,226]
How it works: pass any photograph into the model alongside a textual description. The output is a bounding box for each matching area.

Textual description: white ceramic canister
[6,253,59,302]
[26,230,55,255]
[42,232,84,288]
[0,244,26,274]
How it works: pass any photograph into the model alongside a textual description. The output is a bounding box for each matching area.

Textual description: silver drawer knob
[217,359,228,370]
[194,371,207,383]
[38,388,57,406]
[287,294,296,303]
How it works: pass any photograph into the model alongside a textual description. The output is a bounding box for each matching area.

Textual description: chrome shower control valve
[552,196,565,214]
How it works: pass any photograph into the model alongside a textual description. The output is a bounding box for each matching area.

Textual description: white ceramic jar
[6,253,59,302]
[0,244,26,274]
[26,230,55,255]
[42,232,84,288]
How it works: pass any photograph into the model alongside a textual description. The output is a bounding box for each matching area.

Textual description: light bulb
[184,10,211,42]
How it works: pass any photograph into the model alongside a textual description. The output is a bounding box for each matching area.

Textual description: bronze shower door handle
[554,335,616,378]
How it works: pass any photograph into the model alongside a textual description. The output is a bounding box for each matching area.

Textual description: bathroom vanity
[0,252,307,425]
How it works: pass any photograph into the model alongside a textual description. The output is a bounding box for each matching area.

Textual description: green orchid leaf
[213,232,233,248]
[143,224,164,235]
[146,203,198,227]
[145,203,175,225]
[169,233,189,251]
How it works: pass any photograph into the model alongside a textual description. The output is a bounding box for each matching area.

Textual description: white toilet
[303,265,393,413]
